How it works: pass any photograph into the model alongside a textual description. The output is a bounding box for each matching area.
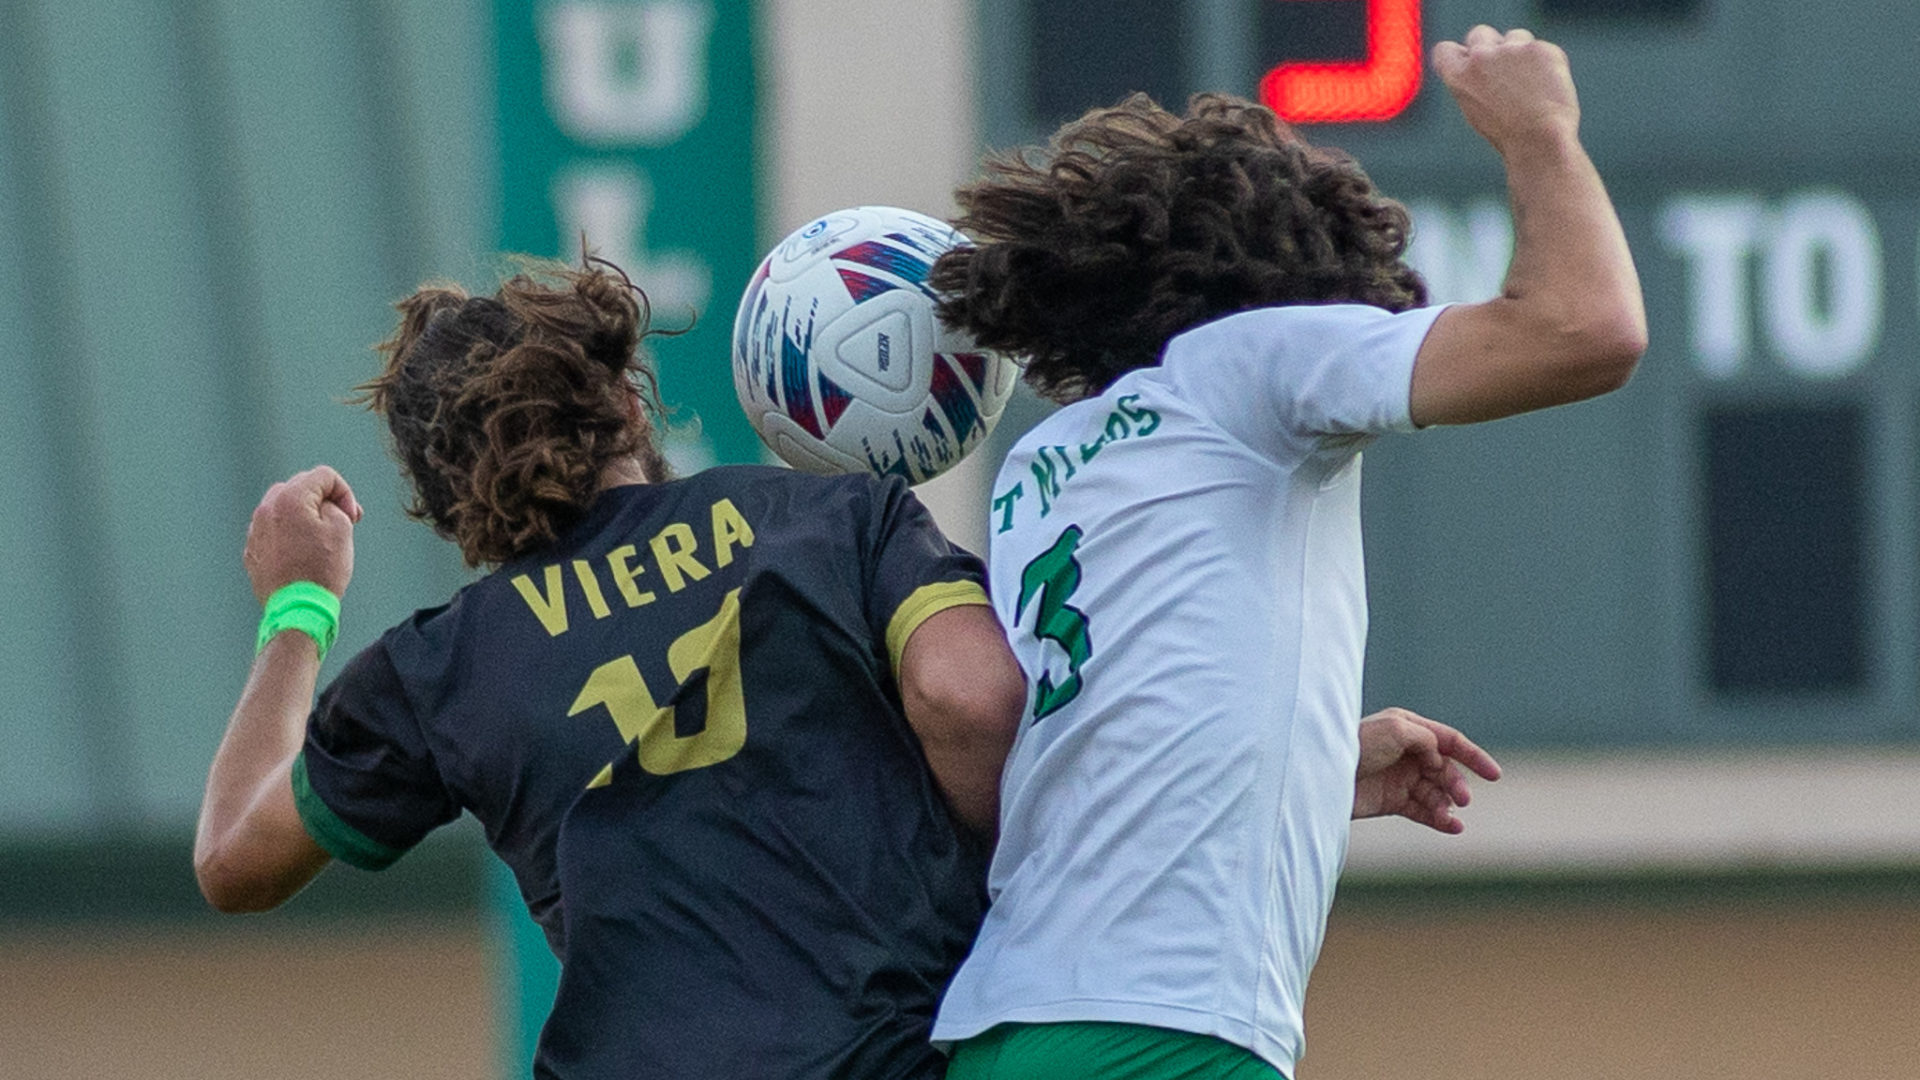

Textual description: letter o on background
[1763,189,1883,379]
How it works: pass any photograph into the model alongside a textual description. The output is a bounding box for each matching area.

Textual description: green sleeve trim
[885,580,991,679]
[291,752,406,871]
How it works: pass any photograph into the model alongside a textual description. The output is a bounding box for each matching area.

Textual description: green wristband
[256,581,341,662]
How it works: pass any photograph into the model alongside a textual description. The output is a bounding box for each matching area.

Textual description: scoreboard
[977,0,1920,748]
[1259,0,1423,124]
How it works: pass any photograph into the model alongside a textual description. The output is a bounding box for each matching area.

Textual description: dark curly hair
[355,259,672,567]
[933,92,1428,403]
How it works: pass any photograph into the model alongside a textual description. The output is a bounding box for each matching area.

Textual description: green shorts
[944,1021,1286,1080]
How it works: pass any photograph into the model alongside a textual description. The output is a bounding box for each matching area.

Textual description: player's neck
[597,455,654,491]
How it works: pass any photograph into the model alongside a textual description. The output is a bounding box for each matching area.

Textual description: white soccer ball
[731,206,1018,484]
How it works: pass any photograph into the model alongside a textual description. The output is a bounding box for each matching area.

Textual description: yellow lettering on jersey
[650,522,710,593]
[511,565,569,637]
[572,559,613,620]
[568,654,655,744]
[567,590,747,778]
[605,544,657,608]
[710,498,754,568]
[654,587,747,773]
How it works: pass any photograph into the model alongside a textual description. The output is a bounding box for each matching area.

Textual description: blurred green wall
[0,0,491,837]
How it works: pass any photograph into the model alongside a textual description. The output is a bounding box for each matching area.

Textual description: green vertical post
[490,0,761,1072]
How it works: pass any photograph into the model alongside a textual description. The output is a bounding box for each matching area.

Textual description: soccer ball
[731,206,1017,484]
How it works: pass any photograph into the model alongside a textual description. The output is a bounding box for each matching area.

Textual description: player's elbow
[194,842,290,915]
[908,652,1025,762]
[911,667,1025,837]
[1583,309,1647,387]
[1546,305,1646,400]
[900,606,1028,833]
[901,606,1027,747]
[961,661,1028,753]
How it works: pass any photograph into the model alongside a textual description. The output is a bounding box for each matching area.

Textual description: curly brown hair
[933,92,1428,403]
[355,259,672,567]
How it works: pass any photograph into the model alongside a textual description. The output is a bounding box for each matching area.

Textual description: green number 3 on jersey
[1016,525,1092,721]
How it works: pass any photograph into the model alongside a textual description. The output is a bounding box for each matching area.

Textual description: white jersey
[932,303,1445,1076]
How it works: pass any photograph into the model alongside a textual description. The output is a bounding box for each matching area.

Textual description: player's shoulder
[312,608,443,728]
[1006,392,1109,456]
[635,466,927,562]
[662,466,945,589]
[681,462,905,517]
[1162,302,1411,368]
[370,588,472,681]
[694,461,884,492]
[1009,305,1406,439]
[541,465,889,538]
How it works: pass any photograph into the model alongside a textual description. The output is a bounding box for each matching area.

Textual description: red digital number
[1259,0,1422,124]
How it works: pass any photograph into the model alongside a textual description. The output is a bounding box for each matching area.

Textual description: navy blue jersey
[291,466,994,1079]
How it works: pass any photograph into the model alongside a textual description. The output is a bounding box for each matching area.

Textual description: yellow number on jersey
[570,587,747,781]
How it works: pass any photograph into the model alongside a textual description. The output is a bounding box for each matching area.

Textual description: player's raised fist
[1432,25,1579,157]
[243,465,360,603]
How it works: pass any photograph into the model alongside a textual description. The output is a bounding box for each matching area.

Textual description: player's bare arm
[1410,25,1648,427]
[899,605,1025,836]
[194,466,360,913]
[1352,708,1502,835]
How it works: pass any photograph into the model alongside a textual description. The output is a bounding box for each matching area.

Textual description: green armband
[256,581,341,663]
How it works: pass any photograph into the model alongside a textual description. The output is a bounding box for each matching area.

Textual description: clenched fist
[1433,25,1581,157]
[243,465,363,603]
